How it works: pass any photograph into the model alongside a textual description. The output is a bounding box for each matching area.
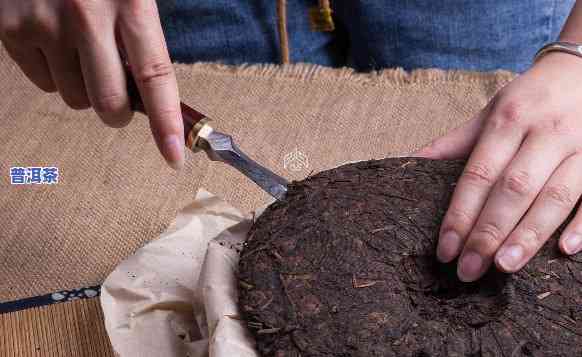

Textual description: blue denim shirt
[158,1,575,72]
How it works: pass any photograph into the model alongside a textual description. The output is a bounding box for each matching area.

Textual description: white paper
[101,189,264,357]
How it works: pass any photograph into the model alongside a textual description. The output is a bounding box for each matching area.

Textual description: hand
[0,0,184,169]
[417,52,582,281]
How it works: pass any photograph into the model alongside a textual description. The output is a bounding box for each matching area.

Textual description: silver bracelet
[534,41,582,62]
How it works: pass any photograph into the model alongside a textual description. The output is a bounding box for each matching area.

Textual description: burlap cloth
[0,44,515,302]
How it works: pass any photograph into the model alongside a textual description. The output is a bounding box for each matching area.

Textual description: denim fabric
[158,1,575,73]
[157,0,345,67]
[332,0,575,72]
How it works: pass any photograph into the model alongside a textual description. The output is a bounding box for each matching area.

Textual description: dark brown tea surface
[239,158,582,357]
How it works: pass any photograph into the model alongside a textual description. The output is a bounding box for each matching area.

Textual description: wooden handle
[124,65,208,148]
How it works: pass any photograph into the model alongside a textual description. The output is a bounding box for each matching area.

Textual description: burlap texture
[0,45,515,301]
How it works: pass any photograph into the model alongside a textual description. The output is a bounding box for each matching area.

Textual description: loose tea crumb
[239,157,582,357]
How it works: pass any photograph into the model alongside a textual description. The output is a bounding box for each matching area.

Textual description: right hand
[0,0,185,169]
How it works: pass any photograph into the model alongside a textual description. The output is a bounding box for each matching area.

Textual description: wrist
[558,32,582,43]
[532,45,582,74]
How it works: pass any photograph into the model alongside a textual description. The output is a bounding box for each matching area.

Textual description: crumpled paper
[101,189,268,357]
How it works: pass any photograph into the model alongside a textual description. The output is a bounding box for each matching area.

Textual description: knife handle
[124,64,210,152]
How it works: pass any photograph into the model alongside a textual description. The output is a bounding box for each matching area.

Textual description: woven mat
[0,45,515,302]
[0,298,113,357]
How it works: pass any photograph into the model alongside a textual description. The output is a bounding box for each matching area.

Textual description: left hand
[416,51,582,282]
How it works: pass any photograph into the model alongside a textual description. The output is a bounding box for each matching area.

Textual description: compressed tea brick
[238,158,582,357]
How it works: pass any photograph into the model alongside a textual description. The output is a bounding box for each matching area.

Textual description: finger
[75,14,132,127]
[560,192,582,255]
[44,47,90,110]
[415,110,486,159]
[3,42,56,92]
[494,153,582,272]
[118,0,184,170]
[436,111,525,263]
[458,133,571,281]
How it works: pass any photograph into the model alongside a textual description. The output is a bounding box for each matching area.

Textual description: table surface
[0,46,514,354]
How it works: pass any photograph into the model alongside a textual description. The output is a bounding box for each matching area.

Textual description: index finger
[118,0,184,169]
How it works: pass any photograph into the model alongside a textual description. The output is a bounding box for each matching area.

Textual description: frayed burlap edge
[178,62,517,87]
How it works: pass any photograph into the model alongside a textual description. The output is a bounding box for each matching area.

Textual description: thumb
[413,111,486,160]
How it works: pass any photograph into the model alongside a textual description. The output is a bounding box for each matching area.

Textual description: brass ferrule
[186,117,213,152]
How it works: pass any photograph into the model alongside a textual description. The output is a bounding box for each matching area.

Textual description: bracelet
[534,41,582,62]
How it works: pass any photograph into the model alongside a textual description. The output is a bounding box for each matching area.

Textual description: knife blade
[125,69,289,200]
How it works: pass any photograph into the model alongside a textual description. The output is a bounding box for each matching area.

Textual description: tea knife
[126,72,289,201]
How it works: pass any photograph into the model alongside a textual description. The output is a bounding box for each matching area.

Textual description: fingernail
[437,231,462,262]
[458,251,483,282]
[563,233,582,255]
[496,245,525,271]
[163,134,184,170]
